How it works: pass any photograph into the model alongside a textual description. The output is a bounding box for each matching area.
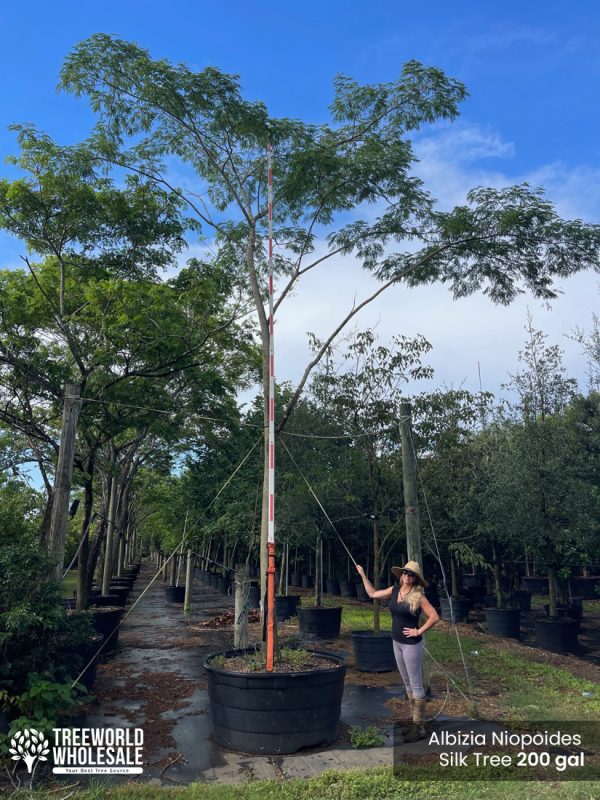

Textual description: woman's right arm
[356,565,394,600]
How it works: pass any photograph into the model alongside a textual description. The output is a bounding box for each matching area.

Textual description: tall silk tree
[59,34,600,603]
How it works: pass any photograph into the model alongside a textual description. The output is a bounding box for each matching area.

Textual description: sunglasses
[401,570,416,578]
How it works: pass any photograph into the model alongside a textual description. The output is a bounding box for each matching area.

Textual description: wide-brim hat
[391,561,428,588]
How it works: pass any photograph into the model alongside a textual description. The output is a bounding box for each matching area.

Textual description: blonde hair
[400,584,424,616]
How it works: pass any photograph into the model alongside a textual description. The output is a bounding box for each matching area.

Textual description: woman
[356,560,439,741]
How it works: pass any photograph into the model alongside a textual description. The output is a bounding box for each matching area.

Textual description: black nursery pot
[326,579,340,595]
[88,594,121,608]
[71,633,104,690]
[339,581,356,598]
[464,586,486,606]
[355,583,369,602]
[462,574,485,589]
[484,606,521,639]
[351,630,397,672]
[298,606,342,640]
[440,596,471,623]
[165,585,186,603]
[247,585,260,609]
[535,616,578,653]
[424,584,441,611]
[521,576,549,595]
[275,594,300,621]
[301,574,314,589]
[508,590,532,612]
[571,577,600,599]
[289,572,302,587]
[203,648,346,754]
[108,586,130,606]
[543,604,582,632]
[89,606,124,652]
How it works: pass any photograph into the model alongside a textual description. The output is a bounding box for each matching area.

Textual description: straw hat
[391,561,428,588]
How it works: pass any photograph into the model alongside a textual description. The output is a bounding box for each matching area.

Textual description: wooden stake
[184,547,194,617]
[234,563,249,649]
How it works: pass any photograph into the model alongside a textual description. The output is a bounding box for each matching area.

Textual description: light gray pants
[392,640,425,699]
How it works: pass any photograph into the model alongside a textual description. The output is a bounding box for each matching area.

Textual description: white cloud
[269,123,600,403]
[468,25,558,53]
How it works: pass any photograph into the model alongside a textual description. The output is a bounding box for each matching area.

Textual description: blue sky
[1,1,599,396]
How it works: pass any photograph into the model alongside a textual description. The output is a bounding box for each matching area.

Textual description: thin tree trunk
[76,464,95,611]
[373,516,380,633]
[315,530,322,608]
[102,472,118,595]
[47,383,81,580]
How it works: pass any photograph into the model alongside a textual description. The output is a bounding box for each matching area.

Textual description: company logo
[52,728,144,774]
[9,727,144,776]
[9,729,50,774]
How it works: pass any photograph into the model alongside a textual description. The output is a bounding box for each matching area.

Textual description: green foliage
[0,530,95,695]
[236,652,266,672]
[5,768,596,799]
[278,647,312,669]
[348,725,385,748]
[0,675,89,754]
[448,543,490,572]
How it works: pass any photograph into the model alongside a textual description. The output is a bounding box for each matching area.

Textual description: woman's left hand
[403,627,420,637]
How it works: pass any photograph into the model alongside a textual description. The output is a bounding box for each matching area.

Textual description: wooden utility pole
[184,547,194,617]
[400,401,430,693]
[399,401,422,567]
[47,383,81,581]
[234,563,249,649]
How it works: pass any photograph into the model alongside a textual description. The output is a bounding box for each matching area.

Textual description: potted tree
[439,548,472,623]
[483,540,521,639]
[500,320,584,653]
[297,526,343,640]
[61,41,600,755]
[307,331,433,671]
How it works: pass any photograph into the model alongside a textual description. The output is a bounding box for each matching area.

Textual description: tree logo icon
[9,729,50,773]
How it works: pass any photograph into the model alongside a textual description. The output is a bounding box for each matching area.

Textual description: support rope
[406,423,474,700]
[280,430,476,709]
[70,434,262,689]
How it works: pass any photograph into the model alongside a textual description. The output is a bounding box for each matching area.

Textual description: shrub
[348,725,385,748]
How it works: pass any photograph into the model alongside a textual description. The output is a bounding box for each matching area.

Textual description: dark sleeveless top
[389,584,422,644]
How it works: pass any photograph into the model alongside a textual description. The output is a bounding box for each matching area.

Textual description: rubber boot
[403,698,427,742]
[397,692,414,733]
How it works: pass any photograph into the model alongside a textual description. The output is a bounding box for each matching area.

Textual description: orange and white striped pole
[266,143,276,672]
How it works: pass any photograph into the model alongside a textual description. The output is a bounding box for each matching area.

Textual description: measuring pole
[266,143,276,672]
[399,401,422,567]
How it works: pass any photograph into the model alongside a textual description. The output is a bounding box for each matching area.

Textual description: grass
[300,594,599,723]
[420,629,599,721]
[474,648,600,721]
[11,767,600,800]
[62,571,78,598]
